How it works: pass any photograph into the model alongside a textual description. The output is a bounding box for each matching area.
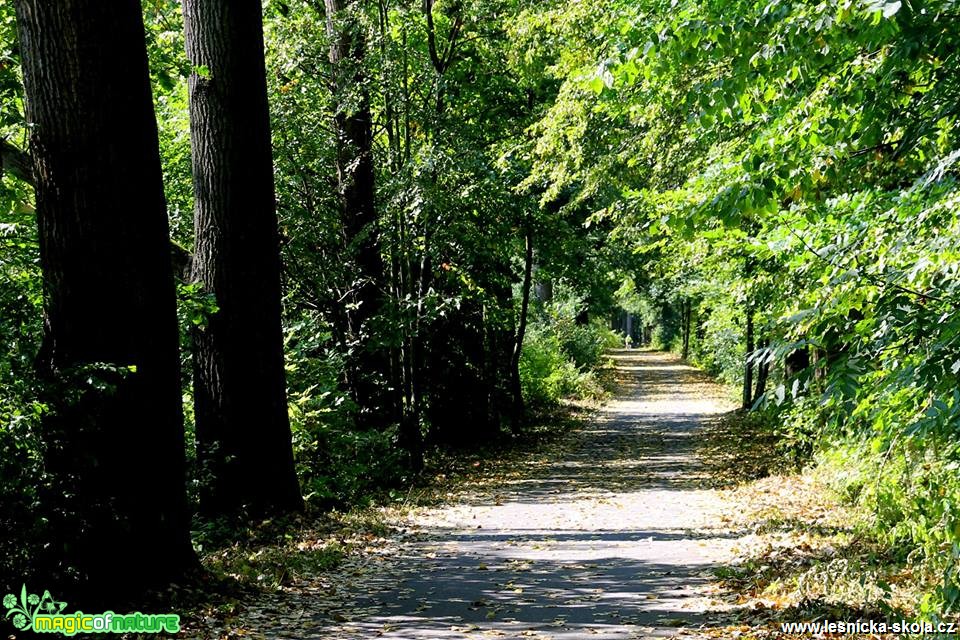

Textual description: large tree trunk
[15,0,195,595]
[325,0,397,432]
[532,249,553,305]
[183,0,302,516]
[1,139,196,279]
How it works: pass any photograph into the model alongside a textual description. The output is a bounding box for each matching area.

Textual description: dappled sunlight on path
[249,351,747,639]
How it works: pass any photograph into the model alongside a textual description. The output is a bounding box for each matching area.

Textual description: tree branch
[1,138,34,186]
[423,0,443,74]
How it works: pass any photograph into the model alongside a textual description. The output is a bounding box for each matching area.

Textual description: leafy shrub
[811,397,960,616]
[519,327,580,407]
[552,317,617,370]
[775,396,823,464]
[519,318,612,409]
[284,313,406,507]
[0,406,45,591]
[689,310,744,387]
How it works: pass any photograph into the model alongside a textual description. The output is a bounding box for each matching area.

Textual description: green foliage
[0,0,955,617]
[520,292,614,409]
[0,3,42,587]
[284,314,405,507]
[551,316,616,371]
[519,326,582,408]
[513,0,960,616]
[690,307,745,387]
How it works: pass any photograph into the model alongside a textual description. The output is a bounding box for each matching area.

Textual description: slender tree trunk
[15,0,194,593]
[753,339,769,405]
[742,306,755,409]
[325,0,397,433]
[510,227,534,426]
[681,299,691,360]
[489,275,518,431]
[183,0,302,516]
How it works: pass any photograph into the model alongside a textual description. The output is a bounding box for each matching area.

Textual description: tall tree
[14,0,194,592]
[324,0,399,433]
[183,0,302,515]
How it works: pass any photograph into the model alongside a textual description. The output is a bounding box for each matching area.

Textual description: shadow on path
[253,351,745,639]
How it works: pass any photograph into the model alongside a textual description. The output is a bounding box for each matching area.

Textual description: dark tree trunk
[183,0,302,516]
[489,276,519,431]
[785,346,810,379]
[510,227,534,426]
[742,307,755,409]
[753,339,769,405]
[15,0,194,594]
[325,0,396,432]
[425,301,491,447]
[681,299,692,360]
[2,140,196,280]
[534,280,553,304]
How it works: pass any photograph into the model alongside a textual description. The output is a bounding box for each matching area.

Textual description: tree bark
[183,0,302,516]
[325,0,398,433]
[15,0,195,594]
[681,299,691,360]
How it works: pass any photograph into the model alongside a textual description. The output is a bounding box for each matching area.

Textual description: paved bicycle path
[250,351,742,639]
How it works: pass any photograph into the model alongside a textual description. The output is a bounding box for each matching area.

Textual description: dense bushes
[519,295,619,409]
[284,313,406,507]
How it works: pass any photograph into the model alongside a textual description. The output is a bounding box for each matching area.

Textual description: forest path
[253,351,743,639]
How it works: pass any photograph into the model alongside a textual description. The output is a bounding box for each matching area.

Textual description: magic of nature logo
[3,584,180,636]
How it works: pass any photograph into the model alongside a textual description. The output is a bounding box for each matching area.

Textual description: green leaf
[588,75,605,95]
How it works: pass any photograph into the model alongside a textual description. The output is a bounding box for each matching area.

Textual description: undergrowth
[704,406,959,635]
